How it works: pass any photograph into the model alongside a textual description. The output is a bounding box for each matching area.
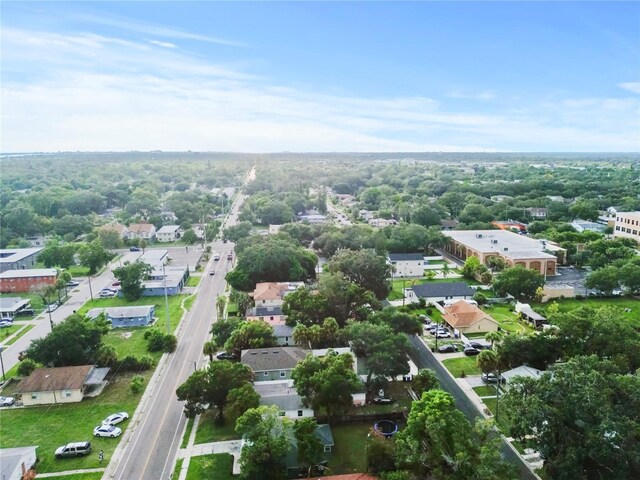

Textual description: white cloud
[148,39,177,49]
[446,90,496,100]
[1,26,639,152]
[618,82,640,94]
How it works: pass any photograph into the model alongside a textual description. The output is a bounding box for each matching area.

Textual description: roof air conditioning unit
[503,247,509,251]
[491,239,498,244]
[476,233,483,238]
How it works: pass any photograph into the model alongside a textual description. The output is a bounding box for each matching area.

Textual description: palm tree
[441,263,451,279]
[476,349,499,374]
[203,340,217,362]
[216,295,226,318]
[485,331,505,349]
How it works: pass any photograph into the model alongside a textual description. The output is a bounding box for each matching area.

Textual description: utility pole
[0,347,6,382]
[87,274,94,301]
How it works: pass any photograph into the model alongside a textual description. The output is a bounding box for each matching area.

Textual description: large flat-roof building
[0,248,43,273]
[613,211,640,244]
[0,269,58,293]
[442,230,564,276]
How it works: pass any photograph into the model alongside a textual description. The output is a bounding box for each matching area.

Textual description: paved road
[106,194,245,480]
[408,335,538,480]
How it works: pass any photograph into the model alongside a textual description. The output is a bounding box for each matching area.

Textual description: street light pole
[0,347,6,382]
[87,274,94,301]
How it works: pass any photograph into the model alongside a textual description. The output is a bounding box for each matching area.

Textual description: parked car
[216,351,235,361]
[467,341,491,351]
[16,308,36,317]
[222,239,228,243]
[102,412,129,426]
[0,320,13,328]
[227,253,233,260]
[67,280,80,287]
[435,331,451,338]
[99,290,117,298]
[93,424,122,438]
[437,344,457,353]
[112,281,121,286]
[373,397,393,404]
[46,304,59,313]
[0,396,16,407]
[481,373,505,384]
[55,442,92,459]
[129,246,141,252]
[464,347,481,356]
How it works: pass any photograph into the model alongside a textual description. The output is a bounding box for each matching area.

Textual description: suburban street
[105,194,245,480]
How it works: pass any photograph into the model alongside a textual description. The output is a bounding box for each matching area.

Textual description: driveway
[464,375,486,388]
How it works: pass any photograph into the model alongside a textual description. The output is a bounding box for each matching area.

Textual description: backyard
[326,423,371,474]
[0,371,149,473]
[480,304,535,334]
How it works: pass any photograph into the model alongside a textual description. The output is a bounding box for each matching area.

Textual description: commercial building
[0,269,57,293]
[0,248,43,273]
[442,230,565,276]
[613,211,640,244]
[388,253,425,278]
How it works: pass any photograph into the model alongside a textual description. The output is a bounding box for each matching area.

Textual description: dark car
[467,341,491,350]
[129,246,141,252]
[481,372,505,384]
[55,442,92,459]
[216,351,235,361]
[464,347,481,356]
[222,239,228,243]
[209,271,215,276]
[438,344,457,353]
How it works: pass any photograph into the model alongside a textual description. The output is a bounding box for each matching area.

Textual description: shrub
[144,329,177,352]
[426,307,433,314]
[130,375,145,394]
[473,292,488,305]
[17,358,40,377]
[118,355,154,372]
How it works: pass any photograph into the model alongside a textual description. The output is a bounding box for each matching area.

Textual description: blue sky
[2,1,639,152]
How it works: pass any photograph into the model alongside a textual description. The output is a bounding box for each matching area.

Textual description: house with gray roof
[0,297,32,321]
[0,446,38,480]
[501,365,547,385]
[405,282,476,304]
[254,380,313,419]
[388,253,425,277]
[246,305,286,326]
[273,324,294,346]
[241,347,309,382]
[87,305,155,328]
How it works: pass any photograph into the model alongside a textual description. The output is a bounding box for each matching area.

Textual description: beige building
[613,211,640,244]
[14,365,109,406]
[442,300,499,334]
[250,282,303,307]
[442,230,565,276]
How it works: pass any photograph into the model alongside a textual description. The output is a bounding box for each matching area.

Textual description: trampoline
[373,419,398,438]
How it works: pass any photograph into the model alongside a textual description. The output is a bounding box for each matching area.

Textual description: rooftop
[411,282,476,298]
[0,268,57,279]
[127,223,155,234]
[0,247,43,264]
[87,306,155,319]
[0,297,30,311]
[442,301,498,328]
[388,253,424,261]
[443,230,560,259]
[248,305,284,317]
[241,347,308,372]
[15,365,94,393]
[156,225,180,234]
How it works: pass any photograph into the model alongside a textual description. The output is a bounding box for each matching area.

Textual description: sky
[1,1,639,153]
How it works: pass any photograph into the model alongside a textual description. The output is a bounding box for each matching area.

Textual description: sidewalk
[178,440,242,476]
[36,468,105,477]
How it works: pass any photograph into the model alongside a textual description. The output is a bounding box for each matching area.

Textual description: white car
[0,321,12,329]
[93,424,122,438]
[435,331,451,338]
[46,304,59,313]
[102,412,129,425]
[99,290,117,298]
[0,396,16,407]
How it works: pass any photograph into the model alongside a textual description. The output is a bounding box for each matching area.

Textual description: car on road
[227,253,233,260]
[437,344,458,353]
[46,304,59,313]
[93,424,122,438]
[67,280,80,287]
[213,254,220,261]
[55,442,92,459]
[18,350,28,361]
[481,373,505,384]
[0,320,13,328]
[0,396,16,407]
[463,347,481,356]
[129,246,141,252]
[102,412,129,425]
[216,351,235,361]
[209,270,215,276]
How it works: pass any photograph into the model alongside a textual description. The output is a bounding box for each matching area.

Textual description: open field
[0,372,149,473]
[536,297,640,327]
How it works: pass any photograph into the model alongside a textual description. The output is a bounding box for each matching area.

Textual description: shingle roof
[251,282,288,301]
[388,253,424,261]
[15,366,93,393]
[411,282,475,298]
[248,306,284,317]
[241,347,308,372]
[127,223,155,234]
[442,301,498,328]
[273,325,294,337]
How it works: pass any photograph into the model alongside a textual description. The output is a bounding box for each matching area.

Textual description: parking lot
[546,266,590,294]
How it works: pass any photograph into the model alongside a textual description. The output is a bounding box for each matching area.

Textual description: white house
[156,225,181,242]
[501,365,546,385]
[405,282,476,304]
[0,297,31,321]
[126,223,156,241]
[388,253,425,278]
[254,380,314,419]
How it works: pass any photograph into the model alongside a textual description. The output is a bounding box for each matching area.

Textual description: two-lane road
[106,194,245,480]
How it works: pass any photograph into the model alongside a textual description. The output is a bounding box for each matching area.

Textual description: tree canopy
[492,265,545,300]
[113,261,153,301]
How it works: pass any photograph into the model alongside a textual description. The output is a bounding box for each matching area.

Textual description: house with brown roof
[442,300,499,334]
[99,222,128,238]
[125,223,157,241]
[250,282,303,308]
[14,365,110,406]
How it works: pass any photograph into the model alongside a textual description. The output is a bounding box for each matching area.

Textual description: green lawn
[442,356,481,377]
[68,265,91,276]
[535,297,640,328]
[186,276,201,287]
[194,411,240,444]
[183,295,196,312]
[181,418,195,449]
[327,423,371,474]
[172,458,184,480]
[37,473,104,480]
[1,324,35,347]
[481,304,534,334]
[473,386,498,397]
[226,302,239,316]
[0,372,149,473]
[186,454,234,480]
[482,397,512,435]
